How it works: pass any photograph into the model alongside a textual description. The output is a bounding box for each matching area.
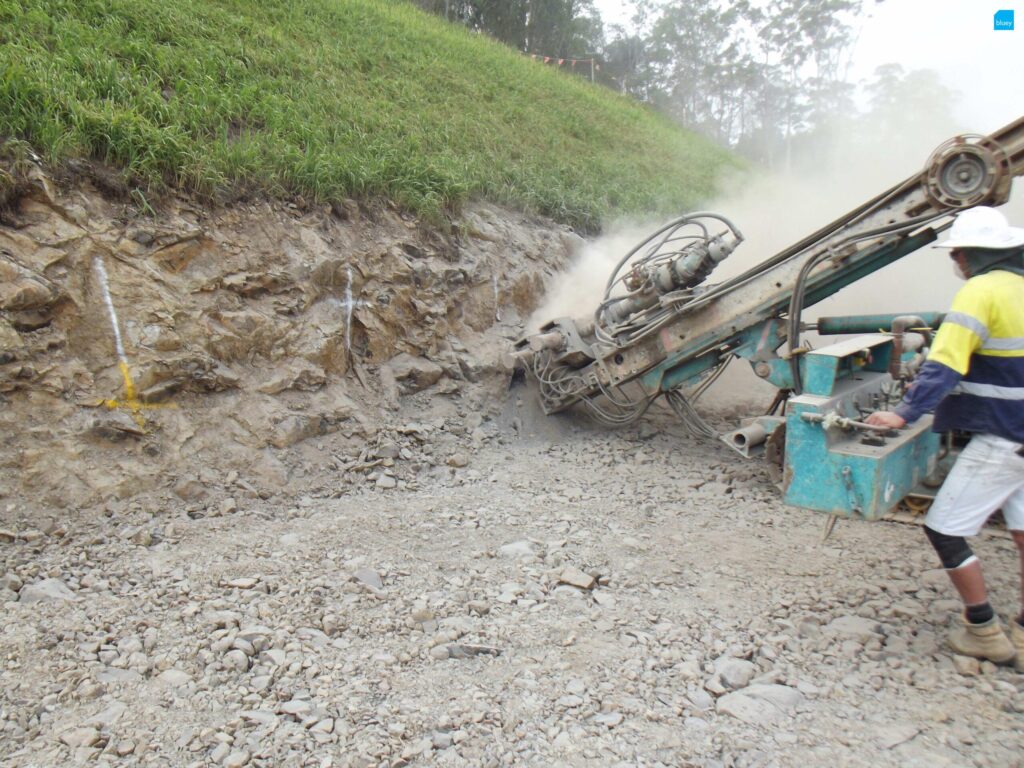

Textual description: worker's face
[950,249,970,280]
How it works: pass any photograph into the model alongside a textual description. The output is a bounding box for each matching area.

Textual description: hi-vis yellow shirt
[895,270,1024,443]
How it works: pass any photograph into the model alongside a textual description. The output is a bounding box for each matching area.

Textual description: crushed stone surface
[3,405,1023,768]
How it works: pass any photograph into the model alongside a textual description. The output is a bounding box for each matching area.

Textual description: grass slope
[0,0,737,229]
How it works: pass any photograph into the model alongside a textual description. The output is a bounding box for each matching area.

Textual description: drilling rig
[514,116,1024,522]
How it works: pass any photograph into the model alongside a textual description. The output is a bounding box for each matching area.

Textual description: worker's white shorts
[925,433,1024,536]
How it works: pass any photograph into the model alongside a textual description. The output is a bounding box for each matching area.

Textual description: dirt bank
[0,167,579,511]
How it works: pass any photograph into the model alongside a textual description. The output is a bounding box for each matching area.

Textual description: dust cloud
[528,102,1024,409]
[528,223,656,328]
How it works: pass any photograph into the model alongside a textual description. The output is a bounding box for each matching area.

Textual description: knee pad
[924,525,976,570]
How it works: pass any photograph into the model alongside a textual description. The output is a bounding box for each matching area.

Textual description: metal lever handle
[800,411,898,433]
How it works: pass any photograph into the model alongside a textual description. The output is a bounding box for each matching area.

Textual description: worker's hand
[865,411,906,429]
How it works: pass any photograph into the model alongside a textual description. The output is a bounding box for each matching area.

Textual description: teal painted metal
[730,318,787,361]
[641,350,721,392]
[632,232,936,401]
[784,406,940,519]
[646,231,940,398]
[781,335,941,519]
[802,341,891,396]
[643,318,791,394]
[817,312,945,335]
[755,358,797,390]
[799,231,937,310]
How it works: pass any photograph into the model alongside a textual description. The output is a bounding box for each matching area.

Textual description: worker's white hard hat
[934,206,1024,249]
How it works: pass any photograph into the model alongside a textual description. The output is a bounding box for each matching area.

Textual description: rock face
[0,167,580,506]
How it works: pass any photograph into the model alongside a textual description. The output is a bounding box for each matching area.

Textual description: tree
[861,63,960,153]
[754,0,862,168]
[640,1,759,145]
[413,0,604,60]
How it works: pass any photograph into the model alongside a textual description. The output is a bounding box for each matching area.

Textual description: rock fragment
[19,578,76,603]
[353,568,383,590]
[445,643,502,659]
[157,669,192,686]
[226,577,259,589]
[951,655,980,676]
[498,540,534,558]
[558,566,595,590]
[876,723,921,749]
[716,657,756,690]
[716,684,803,725]
[59,727,100,748]
[825,615,882,641]
[281,699,313,717]
[447,452,469,468]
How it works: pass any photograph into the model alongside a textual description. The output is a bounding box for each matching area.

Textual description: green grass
[0,0,738,230]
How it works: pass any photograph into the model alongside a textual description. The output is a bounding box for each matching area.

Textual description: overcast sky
[593,0,1024,132]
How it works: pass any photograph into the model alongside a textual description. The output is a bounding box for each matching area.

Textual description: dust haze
[530,96,1024,409]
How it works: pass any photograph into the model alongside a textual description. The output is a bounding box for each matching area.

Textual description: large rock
[230,387,361,448]
[0,169,575,508]
[256,361,327,394]
[0,319,24,362]
[0,256,60,311]
[203,308,286,362]
[19,578,76,603]
[386,354,443,394]
[825,615,883,642]
[715,657,756,690]
[716,684,803,726]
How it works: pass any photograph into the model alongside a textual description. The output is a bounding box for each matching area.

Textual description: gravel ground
[3,404,1024,768]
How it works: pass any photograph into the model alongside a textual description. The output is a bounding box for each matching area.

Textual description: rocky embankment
[0,167,578,509]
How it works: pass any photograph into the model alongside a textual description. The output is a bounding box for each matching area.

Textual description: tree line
[413,1,604,61]
[412,0,954,171]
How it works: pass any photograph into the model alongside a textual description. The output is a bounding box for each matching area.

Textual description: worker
[867,206,1024,669]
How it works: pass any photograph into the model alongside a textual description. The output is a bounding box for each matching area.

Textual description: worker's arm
[892,360,962,423]
[869,280,990,427]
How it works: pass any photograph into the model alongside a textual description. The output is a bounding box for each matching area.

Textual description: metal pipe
[891,315,932,345]
[527,330,566,352]
[730,424,767,449]
[889,314,932,379]
[815,312,945,336]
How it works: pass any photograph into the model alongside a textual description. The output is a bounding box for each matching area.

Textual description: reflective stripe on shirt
[944,310,989,342]
[955,381,1024,400]
[983,337,1024,352]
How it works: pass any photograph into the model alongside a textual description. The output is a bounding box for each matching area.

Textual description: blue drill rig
[514,116,1024,523]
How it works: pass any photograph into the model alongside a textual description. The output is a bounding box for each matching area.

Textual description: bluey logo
[994,9,1014,30]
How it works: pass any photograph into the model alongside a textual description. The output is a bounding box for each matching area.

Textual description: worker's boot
[1010,619,1024,672]
[948,613,1016,664]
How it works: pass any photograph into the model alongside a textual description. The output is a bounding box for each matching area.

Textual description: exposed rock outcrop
[0,166,581,507]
